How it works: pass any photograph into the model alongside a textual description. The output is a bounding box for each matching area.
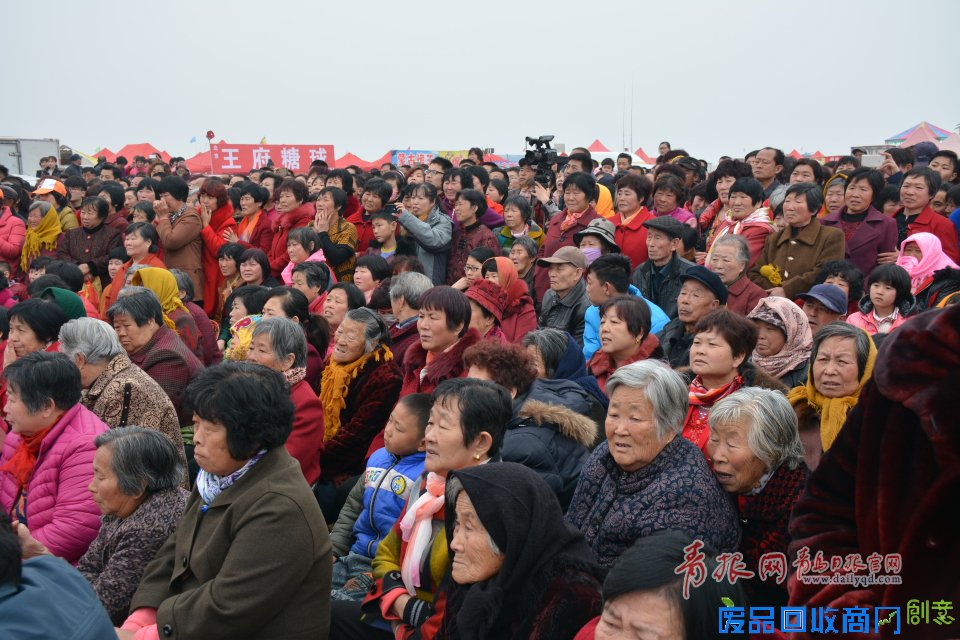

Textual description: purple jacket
[821,206,898,277]
[0,404,109,563]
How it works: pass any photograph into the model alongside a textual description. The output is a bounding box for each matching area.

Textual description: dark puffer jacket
[502,379,600,511]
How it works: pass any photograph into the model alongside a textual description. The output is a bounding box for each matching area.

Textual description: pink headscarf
[896,232,959,293]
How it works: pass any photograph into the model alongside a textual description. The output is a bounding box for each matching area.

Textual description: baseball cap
[680,265,728,305]
[31,178,67,197]
[797,284,847,314]
[537,246,587,270]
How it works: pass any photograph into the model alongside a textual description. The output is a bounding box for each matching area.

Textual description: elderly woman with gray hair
[706,387,808,607]
[246,316,324,485]
[566,360,740,569]
[76,427,189,625]
[58,318,186,464]
[707,233,768,316]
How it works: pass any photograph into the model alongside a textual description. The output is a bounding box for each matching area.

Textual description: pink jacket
[0,404,109,563]
[0,207,26,271]
[846,310,908,335]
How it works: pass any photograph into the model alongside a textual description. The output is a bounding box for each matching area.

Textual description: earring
[636,336,641,344]
[473,453,481,461]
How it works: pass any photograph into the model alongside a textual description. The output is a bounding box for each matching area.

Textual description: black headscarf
[440,462,600,640]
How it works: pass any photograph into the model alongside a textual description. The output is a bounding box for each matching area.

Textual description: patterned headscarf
[748,296,812,381]
[896,232,959,293]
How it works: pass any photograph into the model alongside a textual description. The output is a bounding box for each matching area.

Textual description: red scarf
[683,375,743,454]
[559,208,588,232]
[1,425,54,489]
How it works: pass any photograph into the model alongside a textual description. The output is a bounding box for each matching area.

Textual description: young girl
[846,264,914,335]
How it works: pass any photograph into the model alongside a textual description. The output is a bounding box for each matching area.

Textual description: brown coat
[156,210,204,302]
[130,446,332,639]
[749,219,845,299]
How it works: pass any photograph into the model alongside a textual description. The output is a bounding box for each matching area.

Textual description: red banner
[210,143,335,174]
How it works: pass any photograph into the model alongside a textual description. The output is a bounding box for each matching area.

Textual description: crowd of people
[0,140,957,639]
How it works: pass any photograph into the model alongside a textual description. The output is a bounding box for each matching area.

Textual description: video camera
[524,135,559,187]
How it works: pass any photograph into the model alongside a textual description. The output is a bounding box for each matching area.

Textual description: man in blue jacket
[583,254,669,359]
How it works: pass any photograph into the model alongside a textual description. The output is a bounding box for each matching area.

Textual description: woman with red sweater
[198,179,238,316]
[267,178,315,277]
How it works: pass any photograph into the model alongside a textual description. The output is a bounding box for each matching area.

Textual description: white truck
[0,137,61,178]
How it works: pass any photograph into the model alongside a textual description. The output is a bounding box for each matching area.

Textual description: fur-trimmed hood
[515,400,598,448]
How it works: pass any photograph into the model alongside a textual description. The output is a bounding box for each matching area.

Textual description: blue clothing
[582,285,670,360]
[350,448,426,558]
[950,207,960,243]
[555,332,608,409]
[0,555,115,640]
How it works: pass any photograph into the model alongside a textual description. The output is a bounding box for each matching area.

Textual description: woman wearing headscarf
[437,463,603,640]
[39,286,88,321]
[748,296,813,389]
[130,267,202,359]
[20,201,62,277]
[896,231,960,311]
[463,279,508,343]
[787,322,876,470]
[480,256,537,342]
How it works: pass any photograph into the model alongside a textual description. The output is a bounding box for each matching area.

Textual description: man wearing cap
[537,246,591,346]
[630,215,694,320]
[797,283,848,335]
[656,266,727,368]
[0,184,26,271]
[61,154,84,179]
[32,178,78,231]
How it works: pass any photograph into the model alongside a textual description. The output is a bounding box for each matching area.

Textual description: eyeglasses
[464,264,481,273]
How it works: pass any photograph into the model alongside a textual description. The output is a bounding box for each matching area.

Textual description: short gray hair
[606,360,689,440]
[29,201,52,216]
[389,271,434,309]
[58,318,124,364]
[512,235,538,259]
[94,426,184,496]
[251,316,307,368]
[811,322,872,380]
[708,387,804,471]
[124,264,149,283]
[521,328,570,379]
[712,234,750,267]
[343,307,391,354]
[169,268,194,302]
[107,289,164,327]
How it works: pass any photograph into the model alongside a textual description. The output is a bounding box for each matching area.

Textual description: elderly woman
[651,175,696,227]
[333,378,511,639]
[566,360,740,569]
[107,289,204,426]
[822,172,847,217]
[20,201,62,277]
[55,196,123,290]
[218,284,271,354]
[748,296,813,389]
[523,327,608,418]
[509,235,539,307]
[464,278,508,342]
[437,463,603,639]
[897,231,960,311]
[76,428,189,625]
[787,322,876,470]
[102,222,167,312]
[130,267,202,359]
[682,309,786,457]
[400,286,482,396]
[322,282,366,356]
[119,363,331,639]
[246,317,324,485]
[317,309,402,512]
[59,318,185,461]
[705,177,774,269]
[708,232,768,316]
[750,183,846,299]
[588,295,663,395]
[224,183,274,255]
[387,271,434,367]
[262,286,329,389]
[706,388,808,607]
[481,255,537,342]
[154,177,204,308]
[575,530,745,640]
[821,168,899,276]
[0,352,109,563]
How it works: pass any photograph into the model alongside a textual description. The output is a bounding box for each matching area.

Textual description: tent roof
[886,121,953,143]
[788,149,802,159]
[810,151,825,160]
[184,151,211,174]
[335,151,391,170]
[634,147,656,165]
[898,123,944,147]
[113,143,171,163]
[90,147,116,162]
[940,132,960,154]
[587,139,612,153]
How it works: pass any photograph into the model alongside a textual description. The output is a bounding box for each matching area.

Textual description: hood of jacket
[515,399,598,448]
[856,291,916,317]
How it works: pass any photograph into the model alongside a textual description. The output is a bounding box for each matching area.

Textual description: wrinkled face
[239,258,264,285]
[468,300,494,336]
[677,280,718,325]
[803,299,842,335]
[653,188,678,213]
[332,317,368,364]
[362,190,384,213]
[812,336,861,398]
[509,243,533,274]
[246,333,287,371]
[616,186,641,213]
[821,275,850,300]
[239,193,260,216]
[89,446,143,518]
[27,208,43,228]
[383,401,425,457]
[844,179,873,214]
[124,230,151,260]
[708,243,745,285]
[563,185,588,213]
[645,229,677,264]
[716,175,737,204]
[4,386,52,436]
[690,329,744,381]
[708,418,768,495]
[80,205,102,230]
[193,414,246,477]
[782,192,814,227]
[547,263,582,295]
[899,175,931,212]
[424,395,478,475]
[599,305,641,356]
[442,175,462,202]
[502,204,525,230]
[753,320,787,357]
[824,184,845,214]
[418,306,461,354]
[286,239,309,264]
[8,316,45,357]
[931,190,948,215]
[790,164,816,185]
[454,195,479,225]
[218,254,238,278]
[605,385,667,472]
[449,492,504,585]
[112,314,157,354]
[595,590,683,640]
[727,190,756,219]
[322,288,349,329]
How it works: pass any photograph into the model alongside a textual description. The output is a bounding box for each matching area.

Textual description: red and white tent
[587,139,612,154]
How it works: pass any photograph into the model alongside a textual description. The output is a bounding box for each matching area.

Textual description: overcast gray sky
[6,0,959,164]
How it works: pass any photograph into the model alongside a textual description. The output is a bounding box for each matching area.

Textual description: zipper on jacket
[366,455,400,557]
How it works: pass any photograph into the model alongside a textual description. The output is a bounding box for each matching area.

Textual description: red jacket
[500,293,538,343]
[903,205,960,263]
[199,203,237,315]
[288,379,324,485]
[236,209,276,256]
[268,203,315,276]
[0,207,26,271]
[345,209,375,255]
[612,207,654,270]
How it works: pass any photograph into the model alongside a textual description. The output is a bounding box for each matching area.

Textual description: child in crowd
[815,260,864,316]
[366,211,415,263]
[328,393,430,601]
[846,264,914,335]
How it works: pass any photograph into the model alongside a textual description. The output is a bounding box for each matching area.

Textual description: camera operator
[511,157,560,227]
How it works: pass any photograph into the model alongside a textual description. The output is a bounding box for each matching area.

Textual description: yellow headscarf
[20,208,62,272]
[787,327,877,451]
[131,267,188,331]
[319,345,392,442]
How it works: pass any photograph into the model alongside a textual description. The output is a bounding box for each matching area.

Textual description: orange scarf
[237,210,263,243]
[1,426,54,489]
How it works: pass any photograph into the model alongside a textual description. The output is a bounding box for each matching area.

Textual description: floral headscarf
[748,296,812,381]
